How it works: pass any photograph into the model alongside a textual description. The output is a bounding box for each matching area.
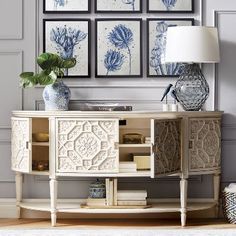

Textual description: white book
[119,162,137,169]
[117,190,147,199]
[117,200,147,206]
[113,178,117,206]
[105,178,110,206]
[119,168,137,173]
[117,197,147,201]
[109,179,113,206]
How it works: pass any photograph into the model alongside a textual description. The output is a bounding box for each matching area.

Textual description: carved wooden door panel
[56,118,119,173]
[151,119,181,178]
[189,118,221,172]
[11,117,32,173]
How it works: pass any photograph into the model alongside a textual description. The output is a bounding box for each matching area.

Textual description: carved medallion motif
[56,119,118,173]
[189,119,221,171]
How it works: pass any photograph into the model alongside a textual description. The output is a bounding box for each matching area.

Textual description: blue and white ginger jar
[42,80,71,111]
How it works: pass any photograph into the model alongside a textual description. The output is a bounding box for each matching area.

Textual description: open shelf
[119,144,152,148]
[32,142,49,147]
[19,201,216,214]
[29,171,49,176]
[56,171,151,177]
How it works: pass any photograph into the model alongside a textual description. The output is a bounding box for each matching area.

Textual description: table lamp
[165,26,220,111]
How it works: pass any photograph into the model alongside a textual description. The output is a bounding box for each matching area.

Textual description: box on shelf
[132,153,150,170]
[122,133,144,144]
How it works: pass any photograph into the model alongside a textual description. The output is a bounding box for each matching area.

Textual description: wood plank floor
[0,219,236,229]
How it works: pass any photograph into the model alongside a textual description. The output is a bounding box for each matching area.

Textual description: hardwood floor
[0,219,236,229]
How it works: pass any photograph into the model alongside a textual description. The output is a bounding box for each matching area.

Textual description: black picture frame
[43,0,91,14]
[43,19,91,78]
[147,18,194,78]
[95,0,142,13]
[147,0,194,13]
[95,18,143,78]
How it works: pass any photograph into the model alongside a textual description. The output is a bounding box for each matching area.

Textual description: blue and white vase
[42,80,71,111]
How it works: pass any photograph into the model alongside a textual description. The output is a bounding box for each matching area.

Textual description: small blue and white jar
[42,80,71,111]
[89,179,106,199]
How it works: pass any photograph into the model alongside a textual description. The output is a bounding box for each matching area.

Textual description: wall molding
[0,0,23,40]
[213,10,236,110]
[0,51,24,113]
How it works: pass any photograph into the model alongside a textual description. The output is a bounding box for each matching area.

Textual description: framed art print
[43,0,90,13]
[95,19,142,78]
[43,19,90,78]
[147,0,194,13]
[147,18,194,77]
[95,0,142,13]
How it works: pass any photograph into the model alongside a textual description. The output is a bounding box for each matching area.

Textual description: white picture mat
[97,20,141,76]
[45,21,89,76]
[45,0,89,11]
[149,0,192,11]
[96,0,140,11]
[148,20,192,76]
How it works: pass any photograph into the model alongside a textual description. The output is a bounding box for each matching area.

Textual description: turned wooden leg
[213,173,221,218]
[50,177,57,227]
[15,172,23,219]
[180,178,188,227]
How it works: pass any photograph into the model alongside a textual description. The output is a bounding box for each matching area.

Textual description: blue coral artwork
[44,0,90,13]
[95,0,141,12]
[147,19,193,77]
[148,0,193,13]
[96,19,142,78]
[44,19,90,77]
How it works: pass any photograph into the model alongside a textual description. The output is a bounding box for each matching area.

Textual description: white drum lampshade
[165,26,220,63]
[164,26,220,111]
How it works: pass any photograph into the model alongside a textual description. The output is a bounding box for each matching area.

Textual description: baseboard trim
[0,198,222,219]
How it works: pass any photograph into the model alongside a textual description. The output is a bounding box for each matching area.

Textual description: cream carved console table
[11,110,222,227]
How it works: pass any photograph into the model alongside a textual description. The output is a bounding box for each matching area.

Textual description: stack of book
[106,178,118,206]
[117,190,147,206]
[145,137,151,144]
[119,161,137,173]
[86,198,106,207]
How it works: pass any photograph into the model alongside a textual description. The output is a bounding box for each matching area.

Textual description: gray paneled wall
[0,0,235,199]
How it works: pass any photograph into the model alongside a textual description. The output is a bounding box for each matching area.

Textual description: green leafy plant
[20,53,76,88]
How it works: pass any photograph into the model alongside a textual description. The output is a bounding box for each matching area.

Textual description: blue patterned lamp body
[43,80,71,111]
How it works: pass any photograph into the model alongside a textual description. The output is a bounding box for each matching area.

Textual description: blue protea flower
[104,50,124,75]
[108,24,133,75]
[122,0,136,11]
[50,25,87,75]
[109,24,133,49]
[162,0,177,11]
[54,0,67,8]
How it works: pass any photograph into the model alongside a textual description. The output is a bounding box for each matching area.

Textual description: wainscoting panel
[0,0,23,39]
[0,52,23,127]
[0,142,15,183]
[212,9,236,185]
